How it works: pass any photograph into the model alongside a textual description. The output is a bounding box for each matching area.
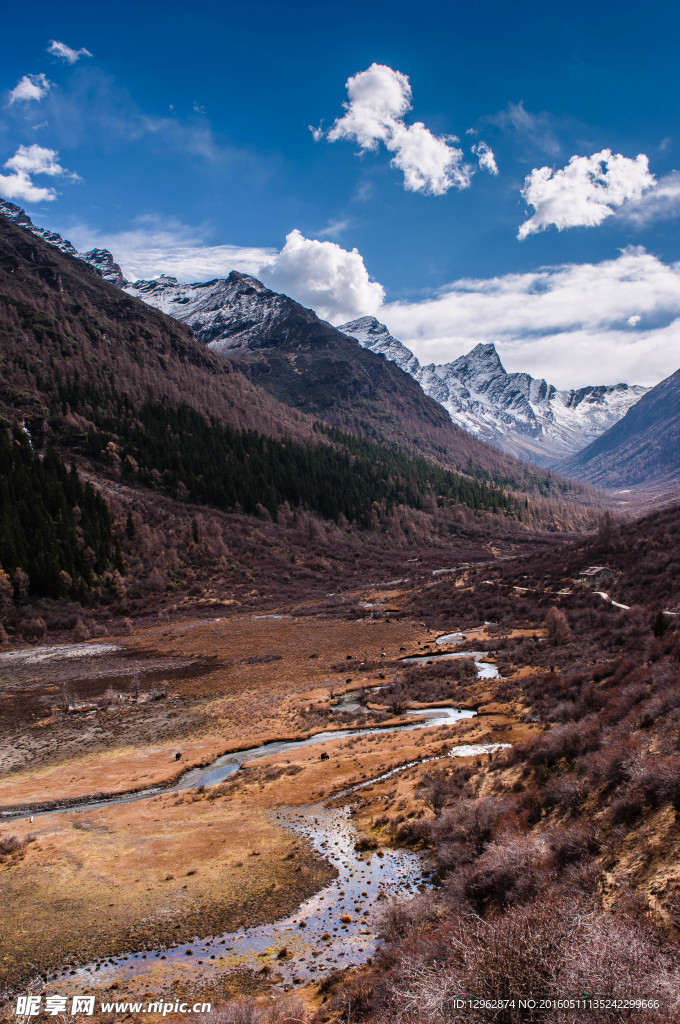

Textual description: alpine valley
[1,195,680,1024]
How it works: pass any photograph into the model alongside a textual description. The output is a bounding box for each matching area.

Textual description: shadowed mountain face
[560,368,680,491]
[339,316,647,467]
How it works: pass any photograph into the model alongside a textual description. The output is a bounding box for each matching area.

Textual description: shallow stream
[14,635,507,993]
[60,801,430,991]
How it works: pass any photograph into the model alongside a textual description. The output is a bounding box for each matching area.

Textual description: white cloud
[471,140,498,175]
[316,63,472,195]
[47,40,92,64]
[619,171,680,226]
[0,171,56,202]
[8,73,52,104]
[317,217,352,238]
[380,247,680,387]
[519,149,656,238]
[5,144,70,177]
[65,217,276,281]
[0,144,77,203]
[261,229,385,323]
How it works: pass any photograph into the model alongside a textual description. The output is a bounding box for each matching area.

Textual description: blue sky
[2,0,680,387]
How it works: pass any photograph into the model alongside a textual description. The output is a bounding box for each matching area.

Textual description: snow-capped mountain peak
[0,198,648,469]
[125,271,292,353]
[80,249,127,288]
[457,342,504,372]
[340,317,648,467]
[340,315,421,375]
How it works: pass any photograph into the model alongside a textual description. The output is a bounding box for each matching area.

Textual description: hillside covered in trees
[0,429,114,600]
[0,211,594,625]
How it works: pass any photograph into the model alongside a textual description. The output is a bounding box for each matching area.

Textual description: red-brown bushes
[200,996,311,1024]
[447,832,548,916]
[340,894,680,1023]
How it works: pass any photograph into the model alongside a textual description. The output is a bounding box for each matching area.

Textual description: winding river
[11,638,506,993]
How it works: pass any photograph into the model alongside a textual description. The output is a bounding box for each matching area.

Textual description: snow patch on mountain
[124,272,291,352]
[339,316,647,466]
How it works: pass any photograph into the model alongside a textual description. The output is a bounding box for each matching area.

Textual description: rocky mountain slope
[123,272,559,484]
[560,367,680,491]
[0,200,560,483]
[0,200,126,287]
[339,316,647,467]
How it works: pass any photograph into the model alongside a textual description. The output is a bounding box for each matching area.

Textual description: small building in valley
[578,566,615,586]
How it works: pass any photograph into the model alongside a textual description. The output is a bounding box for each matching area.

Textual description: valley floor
[2,518,680,1024]
[0,580,530,1019]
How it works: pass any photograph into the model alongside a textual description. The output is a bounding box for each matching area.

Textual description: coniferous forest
[0,428,113,599]
[80,396,519,525]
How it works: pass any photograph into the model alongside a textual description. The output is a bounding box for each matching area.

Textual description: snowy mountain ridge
[0,200,126,287]
[124,272,294,353]
[0,199,647,467]
[339,316,648,467]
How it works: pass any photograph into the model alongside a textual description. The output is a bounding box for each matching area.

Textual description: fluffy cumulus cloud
[7,73,52,104]
[0,144,76,202]
[261,229,385,323]
[316,63,472,195]
[381,247,680,387]
[47,40,92,64]
[519,149,656,238]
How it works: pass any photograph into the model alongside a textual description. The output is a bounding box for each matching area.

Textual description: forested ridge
[72,392,520,525]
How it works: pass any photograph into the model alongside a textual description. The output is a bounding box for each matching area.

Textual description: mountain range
[339,316,647,468]
[0,201,538,478]
[1,197,676,495]
[0,201,571,506]
[561,367,680,492]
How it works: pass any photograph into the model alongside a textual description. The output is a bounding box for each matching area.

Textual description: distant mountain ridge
[339,316,647,468]
[0,198,646,485]
[560,367,680,491]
